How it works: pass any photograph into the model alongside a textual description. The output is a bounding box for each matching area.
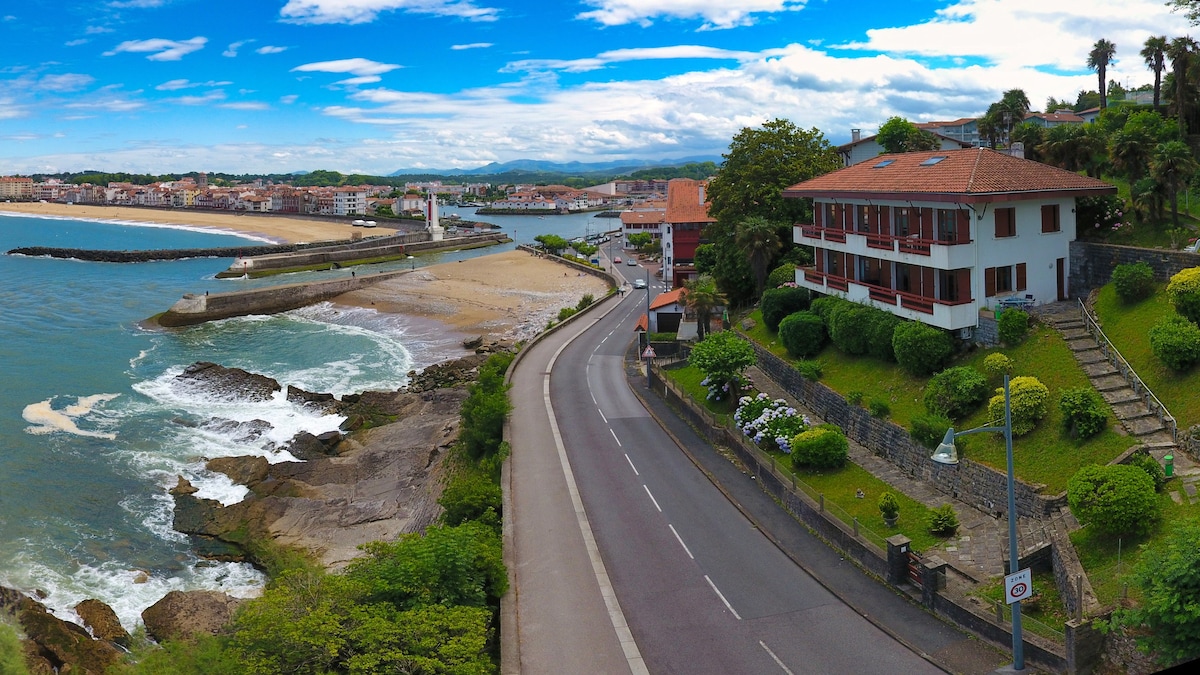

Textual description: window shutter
[814,204,823,228]
[868,205,879,233]
[816,252,824,272]
[994,209,1006,238]
[1041,204,1058,233]
[956,269,972,301]
[920,207,934,240]
[1016,263,1027,291]
[922,267,935,298]
[878,206,891,235]
[957,209,970,244]
[985,267,996,297]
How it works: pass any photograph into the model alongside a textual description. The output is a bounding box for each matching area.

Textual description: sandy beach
[0,202,393,244]
[333,250,612,343]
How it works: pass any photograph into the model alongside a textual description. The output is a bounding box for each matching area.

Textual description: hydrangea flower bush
[734,393,811,453]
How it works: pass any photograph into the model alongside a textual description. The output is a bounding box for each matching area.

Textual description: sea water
[0,207,609,630]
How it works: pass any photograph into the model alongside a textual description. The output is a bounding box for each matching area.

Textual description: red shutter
[956,269,972,301]
[816,252,825,272]
[878,206,891,235]
[957,208,970,244]
[868,206,879,233]
[1041,205,1054,233]
[985,267,997,297]
[920,208,934,240]
[843,205,853,230]
[880,261,892,288]
[922,267,935,298]
[1016,263,1027,291]
[845,254,855,280]
[832,204,842,230]
[814,203,823,228]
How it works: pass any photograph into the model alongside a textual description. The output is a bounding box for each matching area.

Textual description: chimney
[851,129,861,143]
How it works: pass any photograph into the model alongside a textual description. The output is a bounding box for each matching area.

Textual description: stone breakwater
[7,243,304,261]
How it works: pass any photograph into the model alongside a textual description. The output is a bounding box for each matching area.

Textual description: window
[873,159,895,168]
[995,207,1016,238]
[985,263,1028,297]
[827,251,840,275]
[996,266,1013,293]
[895,207,911,237]
[824,203,837,229]
[856,205,870,232]
[936,209,957,242]
[1041,204,1060,233]
[920,156,948,166]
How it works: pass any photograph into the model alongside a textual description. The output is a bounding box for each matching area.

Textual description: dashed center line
[609,428,622,446]
[643,484,662,512]
[760,641,795,675]
[705,575,741,620]
[624,453,639,476]
[668,523,694,559]
[598,408,608,424]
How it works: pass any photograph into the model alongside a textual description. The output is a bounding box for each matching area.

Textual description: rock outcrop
[141,590,244,643]
[75,599,131,648]
[1,586,124,675]
[175,362,282,402]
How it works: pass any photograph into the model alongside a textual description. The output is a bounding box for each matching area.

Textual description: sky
[0,0,1196,176]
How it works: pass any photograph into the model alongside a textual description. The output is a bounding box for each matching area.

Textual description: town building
[0,176,35,200]
[837,129,974,167]
[784,148,1116,334]
[620,200,666,248]
[661,179,714,287]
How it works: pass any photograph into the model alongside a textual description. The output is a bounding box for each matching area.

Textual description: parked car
[626,258,638,266]
[633,278,647,289]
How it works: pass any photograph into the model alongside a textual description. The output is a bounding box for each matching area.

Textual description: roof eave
[782,186,1117,203]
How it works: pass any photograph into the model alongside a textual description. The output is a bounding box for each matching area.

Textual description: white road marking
[643,484,662,512]
[668,524,694,559]
[598,408,608,424]
[625,453,639,476]
[610,428,622,446]
[705,575,741,620]
[760,641,795,675]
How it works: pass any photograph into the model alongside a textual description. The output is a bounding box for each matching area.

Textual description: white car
[626,258,638,266]
[633,278,647,289]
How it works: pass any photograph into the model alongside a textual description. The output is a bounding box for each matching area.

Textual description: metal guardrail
[1078,299,1177,441]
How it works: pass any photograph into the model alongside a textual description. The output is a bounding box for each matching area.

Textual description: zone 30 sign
[1004,569,1033,604]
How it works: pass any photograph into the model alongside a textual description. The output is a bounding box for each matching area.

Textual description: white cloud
[577,0,806,30]
[280,0,501,24]
[171,90,227,105]
[104,36,207,61]
[451,42,492,50]
[291,57,401,77]
[63,97,144,112]
[156,79,233,91]
[38,74,96,92]
[64,39,89,47]
[336,76,382,85]
[224,40,252,57]
[0,97,26,120]
[280,94,299,104]
[109,0,170,7]
[503,45,762,73]
[256,45,288,55]
[85,26,114,34]
[221,102,270,110]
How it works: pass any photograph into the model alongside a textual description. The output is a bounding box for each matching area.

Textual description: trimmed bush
[761,286,812,331]
[1111,261,1156,303]
[829,304,874,356]
[868,399,890,419]
[997,308,1029,345]
[809,296,851,322]
[1149,315,1200,371]
[878,491,900,519]
[923,366,988,420]
[1127,452,1168,493]
[892,321,953,376]
[982,353,1014,381]
[910,412,953,450]
[796,360,823,380]
[791,423,848,469]
[987,376,1049,436]
[778,311,827,358]
[1059,387,1108,439]
[1167,266,1200,324]
[864,310,901,362]
[766,263,798,289]
[926,504,959,536]
[1067,464,1159,537]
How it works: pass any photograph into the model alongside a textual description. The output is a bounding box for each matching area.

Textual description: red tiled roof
[635,314,648,331]
[782,148,1115,203]
[620,210,665,225]
[1025,111,1084,124]
[650,288,685,310]
[665,179,714,224]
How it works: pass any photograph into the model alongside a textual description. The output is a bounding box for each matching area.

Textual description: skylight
[873,159,895,168]
[920,156,948,166]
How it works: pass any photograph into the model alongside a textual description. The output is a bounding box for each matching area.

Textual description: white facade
[333,188,368,216]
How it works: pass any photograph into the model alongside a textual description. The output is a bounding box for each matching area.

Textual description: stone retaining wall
[1070,240,1200,293]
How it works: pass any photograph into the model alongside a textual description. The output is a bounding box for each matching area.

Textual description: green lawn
[1092,283,1200,428]
[662,364,734,422]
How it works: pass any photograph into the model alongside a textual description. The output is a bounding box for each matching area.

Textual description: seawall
[217,232,510,277]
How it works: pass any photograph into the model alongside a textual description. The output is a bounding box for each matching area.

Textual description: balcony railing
[798,268,972,317]
[796,224,972,258]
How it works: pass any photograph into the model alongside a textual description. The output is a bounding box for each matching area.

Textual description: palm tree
[997,89,1031,143]
[735,216,781,299]
[1142,35,1168,111]
[1167,37,1196,137]
[684,274,725,341]
[1152,140,1199,229]
[1088,39,1117,110]
[1109,127,1153,183]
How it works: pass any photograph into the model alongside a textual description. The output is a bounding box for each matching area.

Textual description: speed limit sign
[1005,568,1032,604]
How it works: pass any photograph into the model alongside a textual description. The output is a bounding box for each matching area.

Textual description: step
[1093,374,1132,392]
[1101,388,1141,405]
[1058,328,1090,341]
[1056,319,1085,330]
[1067,338,1100,352]
[1112,401,1154,420]
[1075,350,1106,365]
[1144,440,1178,453]
[1128,416,1167,437]
[1081,362,1119,378]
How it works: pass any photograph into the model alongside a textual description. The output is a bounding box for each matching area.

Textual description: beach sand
[0,202,392,244]
[333,250,613,343]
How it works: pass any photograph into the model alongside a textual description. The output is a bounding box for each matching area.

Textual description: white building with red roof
[784,148,1116,333]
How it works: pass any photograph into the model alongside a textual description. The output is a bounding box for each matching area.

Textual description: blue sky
[0,0,1193,175]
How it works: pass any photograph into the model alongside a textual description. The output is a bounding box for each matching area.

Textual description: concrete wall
[225,232,508,276]
[1069,240,1200,295]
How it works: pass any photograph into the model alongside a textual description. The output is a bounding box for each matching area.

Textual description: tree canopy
[875,117,941,154]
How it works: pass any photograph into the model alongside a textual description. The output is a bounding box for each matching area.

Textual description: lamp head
[931,427,959,465]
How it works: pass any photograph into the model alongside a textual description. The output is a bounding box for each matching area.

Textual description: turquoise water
[0,207,608,629]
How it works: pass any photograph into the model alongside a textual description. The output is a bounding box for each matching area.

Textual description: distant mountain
[388,156,720,178]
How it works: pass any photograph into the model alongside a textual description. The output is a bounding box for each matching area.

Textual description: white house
[333,188,368,216]
[783,148,1116,334]
[837,129,973,167]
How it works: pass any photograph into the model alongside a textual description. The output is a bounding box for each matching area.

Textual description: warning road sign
[642,345,656,359]
[1004,568,1032,604]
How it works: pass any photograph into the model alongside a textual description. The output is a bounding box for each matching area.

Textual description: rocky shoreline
[2,351,505,672]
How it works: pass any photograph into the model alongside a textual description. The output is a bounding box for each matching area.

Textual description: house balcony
[794,225,974,270]
[797,268,978,331]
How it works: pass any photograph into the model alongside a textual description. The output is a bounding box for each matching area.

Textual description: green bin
[1164,455,1174,478]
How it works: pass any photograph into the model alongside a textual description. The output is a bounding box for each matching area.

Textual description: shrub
[576,293,596,310]
[1111,261,1156,303]
[760,286,812,331]
[892,321,953,376]
[988,376,1049,436]
[1167,266,1200,324]
[869,399,890,419]
[689,331,756,401]
[1149,315,1200,371]
[828,304,874,355]
[1058,387,1108,439]
[863,309,901,361]
[735,394,810,454]
[1127,452,1168,492]
[791,423,848,469]
[1067,464,1159,537]
[997,308,1029,345]
[877,491,899,519]
[910,412,953,450]
[778,311,827,358]
[923,366,988,420]
[846,390,865,406]
[1111,521,1200,666]
[557,306,578,321]
[766,263,798,289]
[438,472,502,530]
[796,360,823,380]
[982,353,1014,381]
[926,504,959,536]
[809,296,851,322]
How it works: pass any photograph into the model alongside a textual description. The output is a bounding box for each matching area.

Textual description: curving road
[506,262,948,674]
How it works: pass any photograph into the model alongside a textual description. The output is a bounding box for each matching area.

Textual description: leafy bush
[760,286,811,331]
[438,472,502,530]
[846,390,865,406]
[877,491,899,518]
[809,296,851,322]
[923,366,987,420]
[689,331,756,401]
[1167,266,1200,324]
[864,310,901,362]
[829,304,874,356]
[982,353,1014,381]
[790,423,848,470]
[734,393,810,454]
[1112,520,1200,666]
[796,360,823,380]
[766,263,798,290]
[926,504,959,536]
[1149,315,1200,371]
[557,306,578,321]
[869,399,890,419]
[459,354,513,460]
[778,311,827,358]
[1127,452,1168,492]
[1111,261,1156,303]
[1067,464,1159,537]
[576,293,596,310]
[987,376,1049,436]
[910,412,954,450]
[1058,387,1108,439]
[997,308,1029,345]
[0,622,29,675]
[892,321,953,376]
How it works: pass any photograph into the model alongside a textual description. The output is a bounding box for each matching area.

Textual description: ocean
[0,206,609,630]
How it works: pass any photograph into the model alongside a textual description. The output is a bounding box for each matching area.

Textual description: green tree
[533,234,568,255]
[1011,122,1045,161]
[1109,126,1154,183]
[627,232,653,252]
[1167,37,1197,136]
[1142,35,1169,110]
[688,331,755,401]
[988,376,1049,436]
[736,216,782,299]
[1088,39,1117,111]
[0,622,29,675]
[1112,519,1200,667]
[876,117,942,154]
[1152,140,1198,229]
[1067,464,1158,537]
[458,354,513,461]
[683,274,725,340]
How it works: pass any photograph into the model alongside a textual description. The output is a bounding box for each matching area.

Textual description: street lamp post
[407,255,415,270]
[644,266,652,387]
[932,373,1024,672]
